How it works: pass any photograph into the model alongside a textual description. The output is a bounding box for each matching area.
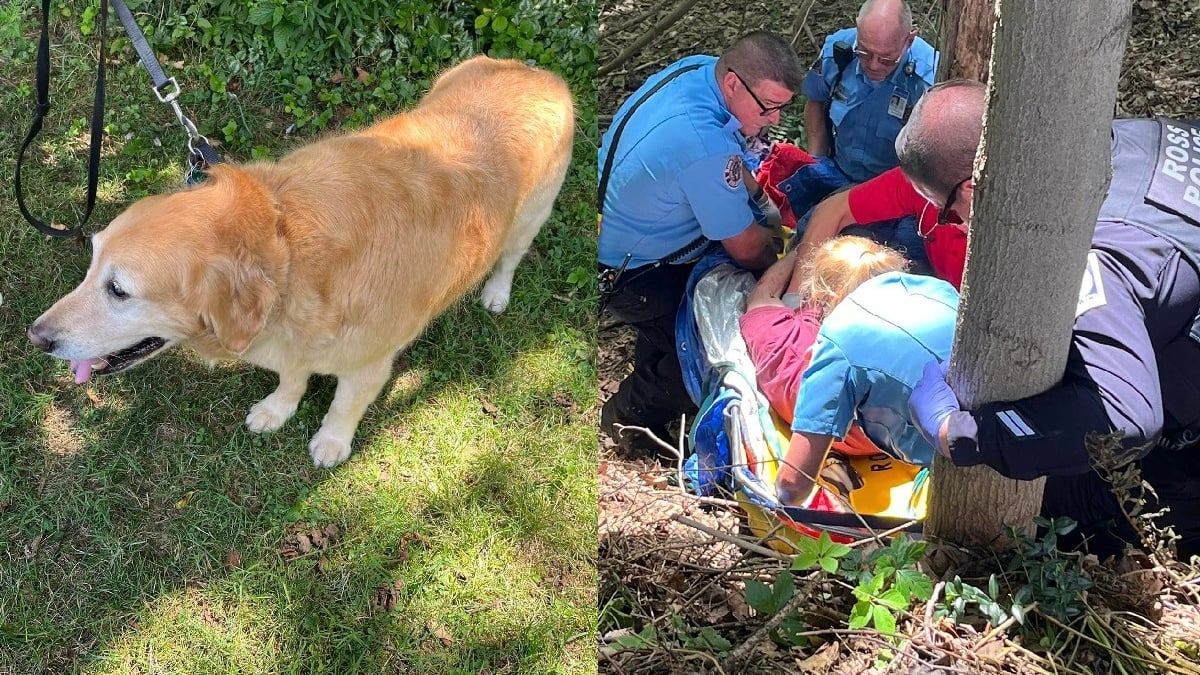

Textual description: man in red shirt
[791,82,984,290]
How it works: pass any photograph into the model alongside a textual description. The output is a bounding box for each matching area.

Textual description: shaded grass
[0,3,598,673]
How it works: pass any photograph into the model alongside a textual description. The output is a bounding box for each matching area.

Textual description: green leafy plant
[838,535,933,637]
[745,569,794,615]
[1007,516,1093,624]
[793,529,852,573]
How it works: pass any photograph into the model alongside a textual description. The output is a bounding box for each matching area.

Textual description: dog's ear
[198,248,278,354]
[193,165,284,355]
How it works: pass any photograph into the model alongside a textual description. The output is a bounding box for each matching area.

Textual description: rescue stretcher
[677,250,929,550]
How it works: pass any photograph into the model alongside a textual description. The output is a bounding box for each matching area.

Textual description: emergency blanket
[677,250,928,544]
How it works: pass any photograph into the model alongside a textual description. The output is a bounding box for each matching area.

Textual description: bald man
[894,81,1200,558]
[794,80,983,289]
[776,0,940,277]
[803,0,938,183]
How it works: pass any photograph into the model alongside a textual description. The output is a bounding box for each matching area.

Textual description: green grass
[0,3,598,673]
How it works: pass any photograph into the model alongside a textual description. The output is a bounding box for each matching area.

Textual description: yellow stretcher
[680,260,928,552]
[732,411,929,553]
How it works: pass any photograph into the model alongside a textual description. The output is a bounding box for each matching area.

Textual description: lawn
[0,1,598,673]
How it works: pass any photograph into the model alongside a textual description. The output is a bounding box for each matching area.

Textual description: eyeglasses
[853,41,905,67]
[937,177,970,225]
[913,177,970,236]
[729,69,789,115]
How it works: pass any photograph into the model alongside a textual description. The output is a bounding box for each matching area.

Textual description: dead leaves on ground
[278,523,341,565]
[372,579,405,613]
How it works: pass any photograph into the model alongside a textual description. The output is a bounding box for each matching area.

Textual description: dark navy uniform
[944,119,1200,556]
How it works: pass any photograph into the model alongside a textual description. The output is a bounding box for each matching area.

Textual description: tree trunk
[924,0,1133,548]
[937,0,995,83]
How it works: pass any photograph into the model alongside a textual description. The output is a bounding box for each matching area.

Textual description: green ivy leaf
[825,540,852,559]
[248,4,275,26]
[792,536,820,571]
[613,625,657,651]
[895,568,933,603]
[877,588,907,611]
[772,571,795,609]
[273,24,293,56]
[848,599,871,630]
[695,627,732,652]
[872,603,897,635]
[745,580,775,614]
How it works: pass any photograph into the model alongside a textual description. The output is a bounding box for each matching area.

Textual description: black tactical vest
[1104,118,1200,341]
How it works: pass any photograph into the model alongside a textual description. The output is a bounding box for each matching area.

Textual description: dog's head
[28,166,287,382]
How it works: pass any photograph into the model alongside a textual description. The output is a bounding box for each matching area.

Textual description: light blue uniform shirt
[791,272,958,467]
[802,27,937,183]
[598,56,756,269]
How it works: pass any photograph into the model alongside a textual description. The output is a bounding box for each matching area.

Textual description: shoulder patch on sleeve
[995,408,1042,440]
[1076,250,1107,318]
[724,155,744,190]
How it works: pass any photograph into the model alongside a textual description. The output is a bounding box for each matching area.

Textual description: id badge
[888,87,908,119]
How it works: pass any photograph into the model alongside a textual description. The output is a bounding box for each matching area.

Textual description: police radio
[824,41,856,160]
[832,41,855,73]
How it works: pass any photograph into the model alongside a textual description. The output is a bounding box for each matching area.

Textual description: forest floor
[597,1,1200,672]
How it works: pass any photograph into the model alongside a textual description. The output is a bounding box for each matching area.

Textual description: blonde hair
[797,236,908,316]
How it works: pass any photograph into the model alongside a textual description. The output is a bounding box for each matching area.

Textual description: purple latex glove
[908,359,959,455]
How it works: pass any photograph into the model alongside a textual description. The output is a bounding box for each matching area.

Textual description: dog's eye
[108,280,129,300]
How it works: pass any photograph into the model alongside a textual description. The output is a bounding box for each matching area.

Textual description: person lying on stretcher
[738,236,959,505]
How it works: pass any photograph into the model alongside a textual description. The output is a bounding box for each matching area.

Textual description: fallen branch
[720,569,820,670]
[674,514,790,563]
[598,0,701,77]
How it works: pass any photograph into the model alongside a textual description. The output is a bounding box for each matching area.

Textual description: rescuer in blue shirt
[802,1,938,183]
[598,32,802,454]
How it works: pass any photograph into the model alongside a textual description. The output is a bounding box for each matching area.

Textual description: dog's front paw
[308,430,353,468]
[246,396,297,433]
[480,278,511,314]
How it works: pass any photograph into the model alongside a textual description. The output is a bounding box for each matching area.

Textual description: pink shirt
[740,304,885,457]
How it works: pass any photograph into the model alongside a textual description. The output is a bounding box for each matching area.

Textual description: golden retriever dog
[28,56,575,467]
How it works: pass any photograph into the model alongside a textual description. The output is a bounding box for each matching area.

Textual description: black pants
[1043,447,1200,559]
[603,262,699,434]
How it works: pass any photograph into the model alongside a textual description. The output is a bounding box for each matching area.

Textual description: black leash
[14,0,222,238]
[14,0,107,238]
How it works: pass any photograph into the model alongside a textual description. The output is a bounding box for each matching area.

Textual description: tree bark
[937,0,995,83]
[924,0,1133,548]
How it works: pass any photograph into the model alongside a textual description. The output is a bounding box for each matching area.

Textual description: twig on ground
[923,579,946,646]
[720,569,819,671]
[674,514,790,562]
[598,0,702,77]
[789,0,819,52]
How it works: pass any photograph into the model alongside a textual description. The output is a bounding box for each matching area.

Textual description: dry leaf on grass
[429,621,453,645]
[481,400,501,419]
[372,580,405,612]
[279,523,341,561]
[223,549,242,569]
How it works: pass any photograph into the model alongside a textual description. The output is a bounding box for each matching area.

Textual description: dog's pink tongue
[70,358,100,384]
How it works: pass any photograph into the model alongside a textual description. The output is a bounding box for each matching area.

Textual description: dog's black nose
[28,324,56,353]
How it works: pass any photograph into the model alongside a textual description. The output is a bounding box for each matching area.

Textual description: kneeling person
[773,270,959,504]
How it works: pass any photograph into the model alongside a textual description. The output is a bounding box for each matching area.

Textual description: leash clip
[152,76,181,104]
[153,75,206,148]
